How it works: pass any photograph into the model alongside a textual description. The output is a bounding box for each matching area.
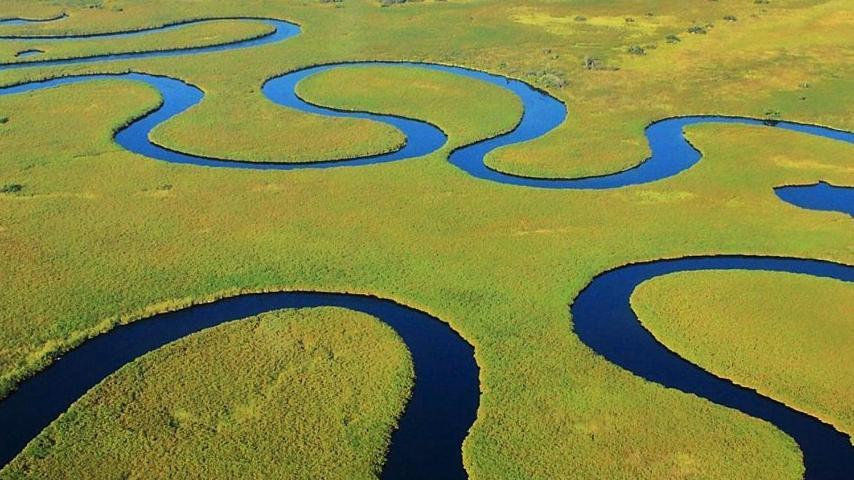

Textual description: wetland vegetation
[0,0,851,478]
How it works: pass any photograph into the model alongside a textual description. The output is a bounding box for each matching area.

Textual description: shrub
[583,56,603,70]
[666,34,681,43]
[724,15,737,22]
[540,73,567,89]
[763,109,781,125]
[627,45,646,55]
[688,25,707,34]
[574,15,587,22]
[1,184,23,194]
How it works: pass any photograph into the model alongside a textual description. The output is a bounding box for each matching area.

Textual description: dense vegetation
[632,270,854,437]
[1,0,852,478]
[2,308,413,479]
[296,65,523,147]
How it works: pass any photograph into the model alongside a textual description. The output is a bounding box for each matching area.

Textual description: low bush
[1,183,23,194]
[627,45,646,55]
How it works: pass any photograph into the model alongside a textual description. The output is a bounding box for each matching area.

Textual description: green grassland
[0,20,274,65]
[1,307,413,479]
[632,270,854,438]
[1,0,853,478]
[296,65,524,147]
[155,64,523,164]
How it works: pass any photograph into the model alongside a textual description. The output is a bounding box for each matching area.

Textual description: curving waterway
[0,13,68,26]
[0,17,299,70]
[572,256,854,479]
[0,293,478,480]
[1,13,853,480]
[775,182,854,217]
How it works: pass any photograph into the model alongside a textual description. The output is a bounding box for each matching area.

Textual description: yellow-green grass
[156,64,524,164]
[1,307,413,479]
[631,270,854,438]
[6,79,852,480]
[1,0,854,478]
[296,65,524,147]
[4,0,851,177]
[0,19,274,65]
[152,89,406,164]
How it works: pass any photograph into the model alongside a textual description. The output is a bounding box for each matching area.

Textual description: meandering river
[0,14,852,479]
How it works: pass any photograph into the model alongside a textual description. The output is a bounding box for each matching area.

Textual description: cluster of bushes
[1,183,23,194]
[583,56,603,70]
[763,109,781,125]
[539,73,567,89]
[626,45,645,55]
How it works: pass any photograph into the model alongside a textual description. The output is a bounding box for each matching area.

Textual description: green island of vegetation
[2,308,413,479]
[0,0,852,478]
[632,270,854,438]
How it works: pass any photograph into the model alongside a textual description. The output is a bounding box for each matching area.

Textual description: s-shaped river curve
[1,12,853,480]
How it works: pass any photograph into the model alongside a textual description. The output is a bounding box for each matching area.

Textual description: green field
[3,308,413,479]
[632,270,854,438]
[1,0,852,478]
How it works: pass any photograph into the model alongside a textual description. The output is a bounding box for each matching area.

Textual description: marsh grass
[2,308,413,479]
[0,20,273,64]
[0,0,852,478]
[632,270,854,437]
[296,65,523,148]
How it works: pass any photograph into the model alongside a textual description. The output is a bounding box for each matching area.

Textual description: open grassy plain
[0,0,852,478]
[632,270,854,438]
[2,308,413,479]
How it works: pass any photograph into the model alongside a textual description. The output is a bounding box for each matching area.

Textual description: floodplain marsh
[0,0,852,478]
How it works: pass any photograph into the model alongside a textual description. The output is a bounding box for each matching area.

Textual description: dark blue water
[0,17,299,70]
[4,60,851,204]
[776,182,854,216]
[0,13,67,26]
[0,292,477,480]
[572,256,854,479]
[13,48,43,58]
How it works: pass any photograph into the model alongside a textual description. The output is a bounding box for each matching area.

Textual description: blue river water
[776,182,854,216]
[0,17,299,70]
[0,13,67,26]
[13,48,43,58]
[0,13,852,480]
[572,256,853,479]
[0,293,478,480]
